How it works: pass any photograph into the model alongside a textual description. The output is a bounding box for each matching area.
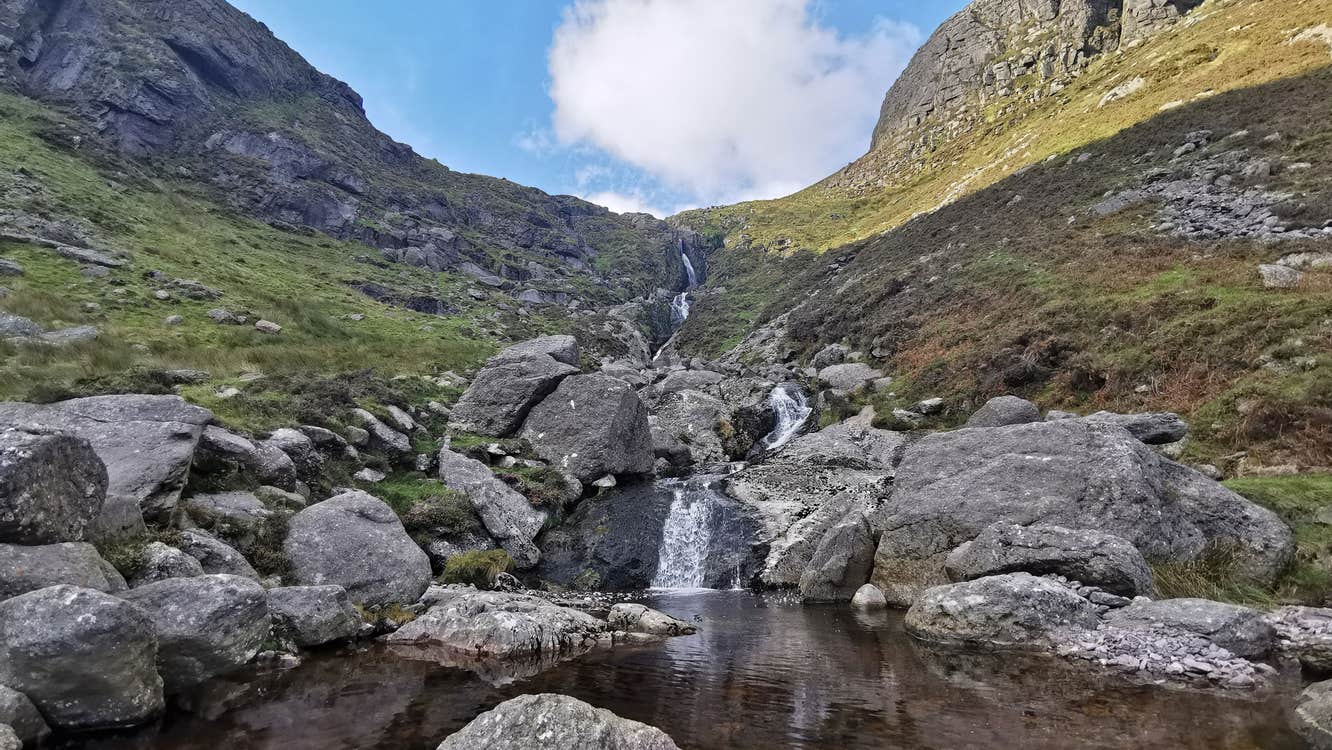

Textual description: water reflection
[66,591,1301,750]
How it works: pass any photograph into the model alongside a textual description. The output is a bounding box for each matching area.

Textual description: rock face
[964,396,1041,428]
[1080,411,1188,445]
[121,574,269,691]
[284,491,431,606]
[871,420,1292,605]
[904,573,1100,649]
[798,511,876,603]
[0,585,164,729]
[449,339,580,437]
[521,374,654,483]
[386,589,608,658]
[944,524,1155,597]
[0,427,107,544]
[0,396,213,538]
[1105,598,1275,659]
[437,693,681,750]
[437,447,546,569]
[608,603,697,636]
[267,585,364,648]
[1296,680,1332,750]
[0,541,125,600]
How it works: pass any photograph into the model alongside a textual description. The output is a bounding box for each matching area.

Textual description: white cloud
[583,190,667,217]
[547,0,921,205]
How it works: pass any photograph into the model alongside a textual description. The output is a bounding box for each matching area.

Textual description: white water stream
[669,252,698,326]
[651,480,717,589]
[759,384,812,451]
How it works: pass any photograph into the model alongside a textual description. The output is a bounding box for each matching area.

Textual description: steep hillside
[672,0,1332,471]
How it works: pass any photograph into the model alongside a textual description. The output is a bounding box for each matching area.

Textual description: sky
[229,0,968,217]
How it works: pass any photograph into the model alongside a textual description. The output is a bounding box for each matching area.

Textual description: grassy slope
[677,0,1332,254]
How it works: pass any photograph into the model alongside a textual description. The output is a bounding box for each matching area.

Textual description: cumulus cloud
[547,0,922,205]
[583,190,667,217]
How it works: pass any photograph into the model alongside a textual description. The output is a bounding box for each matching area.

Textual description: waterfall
[651,481,716,589]
[759,384,812,451]
[668,252,698,326]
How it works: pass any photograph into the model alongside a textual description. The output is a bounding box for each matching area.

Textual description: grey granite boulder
[799,511,877,603]
[0,685,48,745]
[184,491,274,543]
[1266,605,1332,674]
[0,724,15,750]
[1105,598,1275,658]
[0,541,125,600]
[437,693,680,750]
[386,589,608,658]
[284,491,431,606]
[944,523,1154,597]
[904,573,1100,649]
[263,427,323,482]
[449,338,581,438]
[121,574,269,692]
[851,583,887,609]
[771,418,905,471]
[194,425,296,488]
[267,585,364,648]
[127,542,205,587]
[817,363,883,393]
[1080,411,1188,445]
[964,395,1041,428]
[521,374,654,483]
[1296,679,1332,750]
[0,427,107,544]
[0,585,163,729]
[350,408,412,457]
[437,447,546,569]
[497,335,580,366]
[177,528,259,579]
[608,603,697,636]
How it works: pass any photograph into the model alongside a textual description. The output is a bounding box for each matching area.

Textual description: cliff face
[0,0,701,304]
[835,0,1201,191]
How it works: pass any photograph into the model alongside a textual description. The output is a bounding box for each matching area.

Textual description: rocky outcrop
[385,589,609,659]
[267,585,364,648]
[964,396,1041,428]
[284,491,431,606]
[1079,411,1188,445]
[1105,598,1275,659]
[905,573,1101,649]
[448,337,580,437]
[521,374,654,483]
[177,528,259,579]
[437,693,681,750]
[1267,605,1332,674]
[871,420,1292,605]
[121,574,269,692]
[127,542,205,587]
[0,541,125,600]
[0,396,213,538]
[798,511,876,603]
[0,427,107,544]
[0,686,48,746]
[944,523,1155,597]
[1297,680,1332,750]
[437,447,546,569]
[0,585,163,729]
[608,603,698,636]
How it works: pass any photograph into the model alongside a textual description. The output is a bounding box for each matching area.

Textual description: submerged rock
[437,693,681,750]
[1105,598,1275,659]
[0,585,163,729]
[0,541,125,600]
[0,427,107,544]
[385,589,608,659]
[905,573,1100,649]
[851,583,888,610]
[944,523,1154,597]
[608,603,697,636]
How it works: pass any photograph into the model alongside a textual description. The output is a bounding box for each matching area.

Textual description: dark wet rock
[608,603,698,636]
[964,395,1041,428]
[437,693,681,750]
[267,585,364,648]
[386,589,608,658]
[944,523,1155,597]
[0,427,106,544]
[1105,598,1275,659]
[871,420,1292,605]
[122,574,269,692]
[437,447,546,569]
[0,585,163,729]
[0,685,48,745]
[449,338,580,438]
[0,396,212,538]
[1296,680,1332,750]
[905,573,1100,649]
[537,482,675,591]
[177,528,259,579]
[127,542,205,587]
[0,541,125,601]
[798,511,876,603]
[285,491,431,606]
[1080,411,1188,445]
[521,374,654,483]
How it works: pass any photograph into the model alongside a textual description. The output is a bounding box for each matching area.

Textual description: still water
[69,590,1303,750]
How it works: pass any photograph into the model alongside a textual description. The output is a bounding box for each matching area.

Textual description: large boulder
[437,693,681,750]
[437,447,546,569]
[904,573,1100,649]
[121,574,269,692]
[798,511,876,603]
[0,541,125,600]
[1080,411,1188,445]
[263,428,323,482]
[817,363,883,393]
[0,585,164,729]
[1296,680,1332,750]
[183,491,275,545]
[127,542,205,587]
[267,585,364,648]
[851,583,888,610]
[646,389,732,466]
[1267,605,1332,674]
[871,420,1292,605]
[193,425,295,489]
[944,523,1154,597]
[385,589,608,658]
[350,408,412,457]
[449,338,581,437]
[284,491,431,606]
[770,419,905,470]
[177,528,260,579]
[0,427,107,544]
[0,685,48,745]
[964,396,1041,428]
[521,374,654,483]
[0,396,213,538]
[1105,598,1275,659]
[608,603,697,636]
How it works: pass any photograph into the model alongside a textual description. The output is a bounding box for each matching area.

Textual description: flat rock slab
[905,573,1101,649]
[438,693,681,750]
[1105,598,1275,659]
[386,589,609,659]
[944,523,1154,597]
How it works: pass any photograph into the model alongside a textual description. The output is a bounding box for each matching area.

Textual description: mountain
[673,0,1332,470]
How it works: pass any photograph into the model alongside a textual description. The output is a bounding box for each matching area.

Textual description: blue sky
[230,0,967,216]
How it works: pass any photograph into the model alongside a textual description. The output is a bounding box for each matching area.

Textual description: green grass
[1226,474,1332,605]
[439,549,513,588]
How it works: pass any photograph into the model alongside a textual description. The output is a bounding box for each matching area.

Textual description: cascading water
[651,482,714,588]
[759,384,812,451]
[669,252,699,326]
